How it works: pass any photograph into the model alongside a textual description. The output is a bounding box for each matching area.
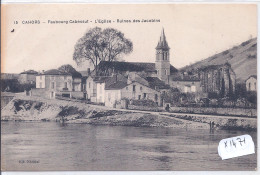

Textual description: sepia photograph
[1,3,258,171]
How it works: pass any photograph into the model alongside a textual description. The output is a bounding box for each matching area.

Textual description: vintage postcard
[1,3,257,171]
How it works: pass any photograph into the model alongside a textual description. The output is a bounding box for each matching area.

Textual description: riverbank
[1,95,207,129]
[1,95,257,131]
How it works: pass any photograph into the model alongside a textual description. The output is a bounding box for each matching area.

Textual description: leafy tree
[1,79,35,92]
[161,88,182,105]
[58,64,82,78]
[73,27,133,74]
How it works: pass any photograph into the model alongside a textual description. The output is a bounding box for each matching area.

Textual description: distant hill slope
[181,38,257,83]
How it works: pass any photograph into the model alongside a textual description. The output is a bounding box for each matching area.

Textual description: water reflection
[1,121,257,171]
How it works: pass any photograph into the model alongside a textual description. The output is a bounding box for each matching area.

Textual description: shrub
[246,91,257,104]
[58,106,85,117]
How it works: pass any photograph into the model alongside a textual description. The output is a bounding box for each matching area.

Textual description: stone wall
[128,105,163,112]
[30,88,49,98]
[170,106,256,117]
[71,91,84,99]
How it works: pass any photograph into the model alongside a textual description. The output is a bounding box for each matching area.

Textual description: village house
[86,74,131,103]
[102,72,169,107]
[19,70,38,84]
[85,76,107,103]
[246,75,257,92]
[31,69,83,99]
[169,73,201,93]
[105,80,162,108]
[93,76,110,103]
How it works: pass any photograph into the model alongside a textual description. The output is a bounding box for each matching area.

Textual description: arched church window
[165,69,167,75]
[162,52,164,60]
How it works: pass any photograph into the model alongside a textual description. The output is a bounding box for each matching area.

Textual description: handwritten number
[236,137,246,146]
[232,139,236,148]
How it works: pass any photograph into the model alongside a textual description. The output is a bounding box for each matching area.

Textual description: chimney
[87,68,90,75]
[127,75,132,84]
[132,72,136,81]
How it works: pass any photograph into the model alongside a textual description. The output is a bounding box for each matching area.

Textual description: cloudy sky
[2,4,257,73]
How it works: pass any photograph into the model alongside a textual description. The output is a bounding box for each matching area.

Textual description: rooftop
[93,76,110,83]
[20,70,38,75]
[145,77,170,89]
[94,61,178,76]
[246,75,257,81]
[156,28,170,50]
[105,81,128,90]
[42,69,71,76]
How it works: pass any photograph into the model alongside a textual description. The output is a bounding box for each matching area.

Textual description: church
[85,28,179,106]
[90,28,178,83]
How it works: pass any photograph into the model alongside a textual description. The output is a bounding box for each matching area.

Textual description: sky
[1,4,257,73]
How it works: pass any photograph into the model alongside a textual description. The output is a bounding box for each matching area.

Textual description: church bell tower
[155,28,170,84]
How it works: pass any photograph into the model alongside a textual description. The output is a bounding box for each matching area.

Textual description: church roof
[156,28,170,50]
[94,61,178,76]
[96,61,156,73]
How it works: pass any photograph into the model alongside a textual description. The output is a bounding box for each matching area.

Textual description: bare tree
[73,27,133,74]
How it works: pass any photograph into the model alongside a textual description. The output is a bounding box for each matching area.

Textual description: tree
[161,88,182,105]
[58,64,82,78]
[73,27,133,74]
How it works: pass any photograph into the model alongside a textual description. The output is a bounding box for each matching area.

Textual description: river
[1,121,257,171]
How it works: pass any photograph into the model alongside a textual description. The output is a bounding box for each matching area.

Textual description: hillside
[181,38,257,83]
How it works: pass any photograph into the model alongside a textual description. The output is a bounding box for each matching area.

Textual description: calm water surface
[1,121,257,171]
